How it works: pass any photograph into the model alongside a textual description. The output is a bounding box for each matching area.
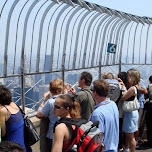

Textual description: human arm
[140,88,148,94]
[52,124,66,152]
[139,81,148,94]
[120,86,135,101]
[64,83,76,96]
[0,108,6,137]
[37,91,51,118]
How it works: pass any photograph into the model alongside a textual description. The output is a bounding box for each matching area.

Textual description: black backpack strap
[53,117,87,133]
[115,90,122,106]
[16,104,25,117]
[83,89,95,104]
[82,89,92,96]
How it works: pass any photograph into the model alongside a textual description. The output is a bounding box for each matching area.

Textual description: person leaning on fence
[37,78,63,151]
[0,85,32,152]
[52,94,81,152]
[89,79,119,152]
[65,71,94,120]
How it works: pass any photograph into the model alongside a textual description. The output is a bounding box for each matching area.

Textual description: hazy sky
[86,0,152,17]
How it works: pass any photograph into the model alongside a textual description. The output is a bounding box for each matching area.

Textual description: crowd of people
[0,69,152,152]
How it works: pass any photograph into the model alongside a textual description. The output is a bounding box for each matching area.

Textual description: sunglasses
[54,104,65,109]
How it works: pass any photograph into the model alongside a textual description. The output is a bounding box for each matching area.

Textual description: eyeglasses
[54,104,65,109]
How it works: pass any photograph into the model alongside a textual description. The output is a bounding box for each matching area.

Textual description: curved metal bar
[61,6,81,70]
[126,22,134,63]
[112,19,125,43]
[119,21,131,71]
[107,19,124,65]
[20,0,39,73]
[36,1,56,72]
[49,4,70,71]
[139,25,144,63]
[115,21,129,64]
[103,17,118,65]
[77,12,97,68]
[0,0,8,19]
[86,14,105,67]
[105,18,122,65]
[145,25,151,64]
[68,8,86,69]
[82,13,100,68]
[98,16,117,66]
[3,0,20,77]
[132,23,139,64]
[44,4,63,71]
[57,7,74,70]
[113,20,128,64]
[13,0,30,74]
[91,14,109,67]
[95,16,112,65]
[78,12,97,68]
[72,10,90,69]
[19,0,39,111]
[78,12,96,67]
[29,0,48,72]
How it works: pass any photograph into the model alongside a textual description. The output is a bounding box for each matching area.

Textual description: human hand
[70,87,76,96]
[44,91,51,101]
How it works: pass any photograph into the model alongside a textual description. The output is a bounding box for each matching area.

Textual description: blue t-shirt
[89,99,119,152]
[138,80,146,109]
[40,95,60,139]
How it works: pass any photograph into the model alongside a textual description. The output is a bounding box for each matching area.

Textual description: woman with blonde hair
[120,69,141,152]
[52,94,81,152]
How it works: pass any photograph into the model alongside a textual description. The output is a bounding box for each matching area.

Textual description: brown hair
[49,79,63,95]
[80,71,92,86]
[0,85,12,105]
[127,69,140,86]
[93,79,109,97]
[59,94,81,119]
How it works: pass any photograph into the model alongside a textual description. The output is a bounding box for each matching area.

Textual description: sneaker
[118,148,124,152]
[122,148,129,152]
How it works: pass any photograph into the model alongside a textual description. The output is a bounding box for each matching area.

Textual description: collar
[52,94,62,99]
[81,86,91,90]
[94,98,111,109]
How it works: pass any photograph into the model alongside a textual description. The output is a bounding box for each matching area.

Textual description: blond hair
[102,72,115,79]
[127,69,141,88]
[49,79,63,95]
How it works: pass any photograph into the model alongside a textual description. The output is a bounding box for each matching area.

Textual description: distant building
[39,84,49,101]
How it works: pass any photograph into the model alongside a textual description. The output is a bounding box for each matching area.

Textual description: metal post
[62,65,65,94]
[21,62,25,112]
[99,62,101,79]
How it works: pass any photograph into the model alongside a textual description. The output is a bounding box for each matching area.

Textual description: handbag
[17,104,40,146]
[122,86,140,112]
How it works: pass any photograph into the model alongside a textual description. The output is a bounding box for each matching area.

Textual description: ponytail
[59,94,81,119]
[70,98,81,119]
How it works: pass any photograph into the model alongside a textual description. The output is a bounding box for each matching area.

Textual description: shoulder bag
[122,86,140,112]
[17,105,40,146]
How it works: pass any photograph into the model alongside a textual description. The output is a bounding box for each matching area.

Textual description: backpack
[105,79,121,102]
[53,117,104,152]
